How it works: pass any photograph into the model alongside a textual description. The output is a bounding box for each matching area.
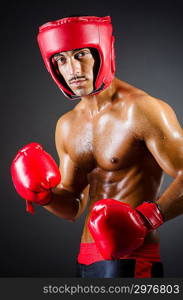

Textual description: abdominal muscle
[80,162,163,244]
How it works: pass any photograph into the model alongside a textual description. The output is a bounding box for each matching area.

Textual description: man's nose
[67,58,81,76]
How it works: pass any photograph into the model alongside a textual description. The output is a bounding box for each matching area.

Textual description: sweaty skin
[44,77,183,246]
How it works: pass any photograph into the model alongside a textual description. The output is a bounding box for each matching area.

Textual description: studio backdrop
[1,0,183,277]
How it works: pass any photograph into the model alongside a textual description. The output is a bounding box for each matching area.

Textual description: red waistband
[77,242,161,265]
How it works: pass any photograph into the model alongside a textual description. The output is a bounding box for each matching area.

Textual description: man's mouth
[70,79,87,86]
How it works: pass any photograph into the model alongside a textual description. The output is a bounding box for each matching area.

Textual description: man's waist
[77,242,161,265]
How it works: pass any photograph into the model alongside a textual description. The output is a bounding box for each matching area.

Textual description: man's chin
[72,88,93,97]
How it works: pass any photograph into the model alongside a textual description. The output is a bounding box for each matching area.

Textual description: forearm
[43,186,80,221]
[156,172,183,221]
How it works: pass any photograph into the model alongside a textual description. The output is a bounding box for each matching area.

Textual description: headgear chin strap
[37,16,116,99]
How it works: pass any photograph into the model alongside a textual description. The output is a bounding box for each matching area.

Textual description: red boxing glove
[11,143,61,214]
[88,199,164,260]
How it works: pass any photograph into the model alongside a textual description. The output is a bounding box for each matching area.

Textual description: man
[11,16,183,278]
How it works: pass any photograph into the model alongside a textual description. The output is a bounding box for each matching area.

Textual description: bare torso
[61,78,164,244]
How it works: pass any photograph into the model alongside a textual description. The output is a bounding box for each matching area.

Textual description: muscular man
[11,16,183,278]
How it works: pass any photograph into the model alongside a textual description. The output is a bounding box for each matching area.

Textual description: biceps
[146,133,183,177]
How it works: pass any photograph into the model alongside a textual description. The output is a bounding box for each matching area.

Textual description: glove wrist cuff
[136,202,164,230]
[40,192,53,206]
[26,192,53,214]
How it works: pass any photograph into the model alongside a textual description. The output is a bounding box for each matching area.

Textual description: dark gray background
[1,0,183,277]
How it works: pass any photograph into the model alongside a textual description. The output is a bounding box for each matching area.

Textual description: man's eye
[55,56,65,63]
[75,51,87,59]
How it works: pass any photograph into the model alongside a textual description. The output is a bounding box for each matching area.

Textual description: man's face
[53,48,95,97]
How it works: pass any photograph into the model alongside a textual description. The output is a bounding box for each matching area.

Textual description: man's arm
[136,96,183,221]
[43,115,89,221]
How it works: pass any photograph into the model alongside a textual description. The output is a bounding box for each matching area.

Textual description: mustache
[69,75,86,83]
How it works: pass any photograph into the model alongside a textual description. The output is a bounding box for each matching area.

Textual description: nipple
[111,157,119,164]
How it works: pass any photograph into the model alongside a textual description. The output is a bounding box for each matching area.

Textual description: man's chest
[65,111,144,171]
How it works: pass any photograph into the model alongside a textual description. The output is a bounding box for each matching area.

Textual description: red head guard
[37,16,115,99]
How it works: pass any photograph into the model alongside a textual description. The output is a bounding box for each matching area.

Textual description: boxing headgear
[37,16,115,99]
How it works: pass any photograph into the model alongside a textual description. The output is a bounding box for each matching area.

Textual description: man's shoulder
[56,108,78,127]
[116,79,176,122]
[115,79,169,109]
[115,79,150,105]
[117,81,170,113]
[127,90,177,131]
[132,92,172,116]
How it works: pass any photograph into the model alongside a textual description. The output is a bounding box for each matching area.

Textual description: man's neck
[80,79,117,117]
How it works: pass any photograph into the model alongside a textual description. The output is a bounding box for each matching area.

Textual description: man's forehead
[54,48,90,57]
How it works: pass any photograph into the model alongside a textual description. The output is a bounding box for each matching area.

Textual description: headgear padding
[37,16,115,99]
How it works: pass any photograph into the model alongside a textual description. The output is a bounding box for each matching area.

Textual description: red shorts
[77,242,162,278]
